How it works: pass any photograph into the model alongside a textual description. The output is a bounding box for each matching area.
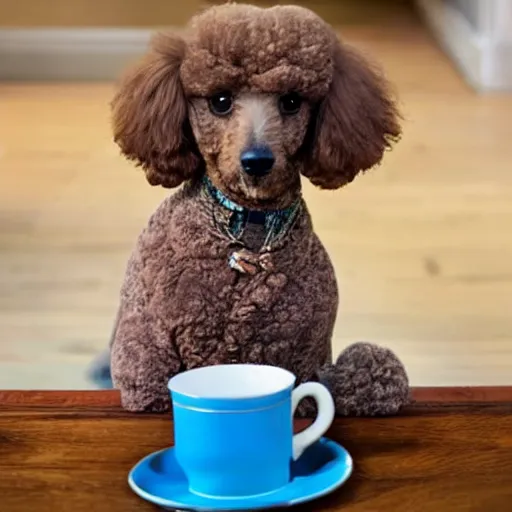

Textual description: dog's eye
[208,92,233,116]
[279,92,302,115]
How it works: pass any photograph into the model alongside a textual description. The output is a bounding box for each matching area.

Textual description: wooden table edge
[1,387,512,408]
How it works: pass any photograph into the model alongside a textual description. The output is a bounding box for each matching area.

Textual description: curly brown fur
[112,3,401,196]
[318,342,410,416]
[106,2,409,416]
[111,33,203,188]
[302,43,401,188]
[111,184,336,413]
[181,4,333,100]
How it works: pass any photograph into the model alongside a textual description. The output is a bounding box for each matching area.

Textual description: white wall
[495,0,512,39]
[417,0,512,92]
[446,0,482,29]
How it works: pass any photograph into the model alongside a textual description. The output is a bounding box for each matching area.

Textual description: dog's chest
[160,249,317,369]
[155,201,337,372]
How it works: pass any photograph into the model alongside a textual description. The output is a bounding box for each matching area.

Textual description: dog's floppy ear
[302,39,401,189]
[111,33,202,188]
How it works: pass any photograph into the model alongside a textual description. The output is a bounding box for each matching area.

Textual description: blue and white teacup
[168,364,335,498]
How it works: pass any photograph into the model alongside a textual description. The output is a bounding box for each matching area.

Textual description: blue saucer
[128,437,352,511]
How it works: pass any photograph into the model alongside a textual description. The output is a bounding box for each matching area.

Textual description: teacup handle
[291,382,335,460]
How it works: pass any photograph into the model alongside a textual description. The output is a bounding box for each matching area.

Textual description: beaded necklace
[202,176,302,274]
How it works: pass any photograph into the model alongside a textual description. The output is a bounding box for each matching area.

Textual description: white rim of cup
[167,364,297,400]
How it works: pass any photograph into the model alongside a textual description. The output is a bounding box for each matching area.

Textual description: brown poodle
[104,2,409,415]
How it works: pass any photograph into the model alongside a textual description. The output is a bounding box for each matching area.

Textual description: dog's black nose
[240,146,275,177]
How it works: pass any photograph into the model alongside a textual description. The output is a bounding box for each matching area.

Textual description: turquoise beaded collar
[202,175,301,240]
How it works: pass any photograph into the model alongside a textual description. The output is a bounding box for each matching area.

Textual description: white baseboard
[416,0,512,92]
[0,28,153,80]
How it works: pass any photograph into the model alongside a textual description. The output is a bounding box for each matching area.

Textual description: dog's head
[112,4,400,209]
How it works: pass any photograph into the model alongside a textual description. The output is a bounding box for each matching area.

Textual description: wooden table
[1,388,512,512]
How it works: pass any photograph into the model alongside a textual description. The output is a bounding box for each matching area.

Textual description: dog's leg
[111,309,181,413]
[317,342,410,416]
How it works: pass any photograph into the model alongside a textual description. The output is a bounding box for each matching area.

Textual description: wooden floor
[1,6,512,389]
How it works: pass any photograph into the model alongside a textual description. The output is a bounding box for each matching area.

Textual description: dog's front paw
[318,342,410,416]
[119,386,171,413]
